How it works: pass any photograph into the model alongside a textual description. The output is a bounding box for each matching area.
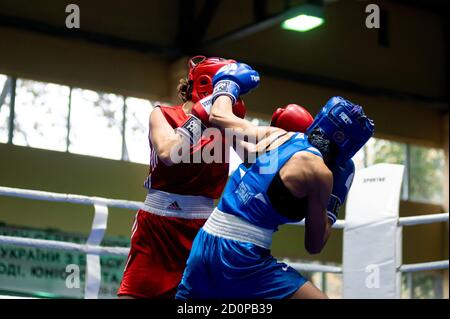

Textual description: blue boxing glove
[212,63,260,105]
[327,159,355,225]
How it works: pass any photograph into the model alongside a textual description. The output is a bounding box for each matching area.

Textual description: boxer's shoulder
[151,104,188,127]
[283,151,331,187]
[156,104,184,113]
[290,150,323,168]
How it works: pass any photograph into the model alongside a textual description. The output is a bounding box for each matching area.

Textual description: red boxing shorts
[117,189,213,298]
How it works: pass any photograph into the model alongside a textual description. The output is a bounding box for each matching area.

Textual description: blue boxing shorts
[175,210,307,299]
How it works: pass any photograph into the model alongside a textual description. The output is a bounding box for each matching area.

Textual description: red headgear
[188,55,236,103]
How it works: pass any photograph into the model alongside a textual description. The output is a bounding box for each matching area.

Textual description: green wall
[0,143,146,238]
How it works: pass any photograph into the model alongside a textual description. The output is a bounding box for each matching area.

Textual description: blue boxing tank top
[217,132,322,231]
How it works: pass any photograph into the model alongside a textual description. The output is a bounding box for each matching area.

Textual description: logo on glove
[186,120,202,138]
[250,75,260,82]
[214,81,229,92]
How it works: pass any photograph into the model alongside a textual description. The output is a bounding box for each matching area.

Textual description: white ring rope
[0,186,347,227]
[399,260,449,273]
[289,219,346,229]
[398,213,449,226]
[0,186,448,284]
[2,234,447,275]
[0,186,144,210]
[288,262,342,273]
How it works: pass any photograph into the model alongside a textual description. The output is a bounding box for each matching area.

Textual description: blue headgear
[306,96,375,165]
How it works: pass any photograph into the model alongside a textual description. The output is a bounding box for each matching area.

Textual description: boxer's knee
[288,281,329,299]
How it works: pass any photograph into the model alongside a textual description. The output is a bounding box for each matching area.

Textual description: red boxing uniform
[118,104,229,298]
[147,105,229,198]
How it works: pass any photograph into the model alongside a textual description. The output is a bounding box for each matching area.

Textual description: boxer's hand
[191,96,214,126]
[191,95,247,127]
[327,159,355,224]
[232,98,247,119]
[212,63,260,104]
[175,114,207,145]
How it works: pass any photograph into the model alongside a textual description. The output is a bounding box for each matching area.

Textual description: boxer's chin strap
[307,128,331,159]
[84,200,109,299]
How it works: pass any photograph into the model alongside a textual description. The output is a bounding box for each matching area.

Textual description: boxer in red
[117,56,244,298]
[118,56,314,298]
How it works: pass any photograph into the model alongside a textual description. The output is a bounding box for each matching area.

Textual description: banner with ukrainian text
[0,224,129,298]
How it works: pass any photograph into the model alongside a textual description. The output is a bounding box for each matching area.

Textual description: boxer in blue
[176,63,375,299]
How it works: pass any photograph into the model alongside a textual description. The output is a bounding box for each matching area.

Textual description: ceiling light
[282,14,324,32]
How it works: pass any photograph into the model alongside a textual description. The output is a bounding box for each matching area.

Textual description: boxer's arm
[212,96,285,158]
[149,107,186,166]
[210,96,281,141]
[304,165,333,254]
[209,96,251,130]
[279,153,333,254]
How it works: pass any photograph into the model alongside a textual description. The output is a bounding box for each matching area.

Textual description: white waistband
[143,189,213,219]
[203,208,273,249]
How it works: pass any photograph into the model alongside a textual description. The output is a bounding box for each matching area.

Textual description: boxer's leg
[118,209,206,298]
[288,281,328,299]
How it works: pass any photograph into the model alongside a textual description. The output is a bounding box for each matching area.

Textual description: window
[352,147,366,171]
[352,137,445,204]
[123,97,154,164]
[363,138,409,200]
[409,145,444,204]
[402,271,444,299]
[2,75,160,164]
[13,79,70,151]
[0,74,11,143]
[69,89,124,160]
[365,138,407,167]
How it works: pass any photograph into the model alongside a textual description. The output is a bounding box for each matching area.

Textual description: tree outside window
[123,97,154,164]
[409,145,444,204]
[0,74,11,143]
[13,79,69,152]
[69,89,123,160]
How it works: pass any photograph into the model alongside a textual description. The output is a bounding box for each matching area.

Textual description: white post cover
[84,202,109,299]
[343,164,404,299]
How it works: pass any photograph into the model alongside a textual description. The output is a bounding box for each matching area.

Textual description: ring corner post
[342,163,404,299]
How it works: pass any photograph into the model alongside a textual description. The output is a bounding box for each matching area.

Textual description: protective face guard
[307,96,375,165]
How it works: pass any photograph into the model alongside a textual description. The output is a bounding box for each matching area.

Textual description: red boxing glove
[191,95,246,126]
[270,104,314,133]
[191,96,213,126]
[233,98,246,119]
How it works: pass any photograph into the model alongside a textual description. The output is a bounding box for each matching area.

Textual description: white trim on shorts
[203,208,273,249]
[143,188,213,219]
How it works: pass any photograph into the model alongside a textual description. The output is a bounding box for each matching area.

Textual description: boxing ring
[0,164,448,298]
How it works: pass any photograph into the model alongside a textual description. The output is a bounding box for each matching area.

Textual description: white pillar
[343,163,404,298]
